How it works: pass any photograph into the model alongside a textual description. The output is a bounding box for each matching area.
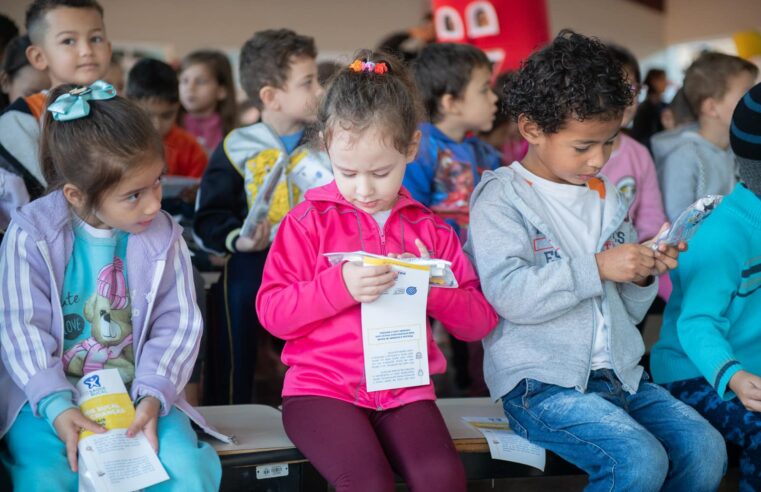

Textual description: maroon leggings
[282,396,466,492]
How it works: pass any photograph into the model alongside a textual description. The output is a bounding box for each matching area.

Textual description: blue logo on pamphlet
[406,287,417,296]
[83,375,101,389]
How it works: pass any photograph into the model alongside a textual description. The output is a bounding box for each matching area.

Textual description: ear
[439,93,460,116]
[26,44,48,72]
[405,130,422,161]
[62,183,87,211]
[0,72,10,94]
[517,114,543,144]
[216,85,227,102]
[700,97,718,119]
[259,85,279,111]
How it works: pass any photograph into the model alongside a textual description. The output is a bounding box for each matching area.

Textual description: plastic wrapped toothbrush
[651,195,723,249]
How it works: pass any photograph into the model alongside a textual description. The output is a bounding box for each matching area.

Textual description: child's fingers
[144,421,159,453]
[126,413,149,438]
[415,239,430,259]
[65,431,79,472]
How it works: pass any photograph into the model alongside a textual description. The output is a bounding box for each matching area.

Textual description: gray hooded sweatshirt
[464,166,658,401]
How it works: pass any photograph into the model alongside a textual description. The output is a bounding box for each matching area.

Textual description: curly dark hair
[505,30,632,134]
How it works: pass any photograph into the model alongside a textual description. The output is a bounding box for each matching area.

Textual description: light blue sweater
[651,183,761,399]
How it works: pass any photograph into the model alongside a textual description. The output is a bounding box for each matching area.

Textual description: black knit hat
[730,82,761,195]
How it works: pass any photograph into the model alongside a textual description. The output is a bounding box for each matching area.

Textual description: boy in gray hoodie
[466,30,726,492]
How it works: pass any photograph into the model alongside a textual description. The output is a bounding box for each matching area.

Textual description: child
[405,42,501,242]
[405,42,500,396]
[179,50,237,153]
[479,72,528,166]
[651,82,761,492]
[256,51,498,492]
[0,82,222,490]
[194,28,329,404]
[659,52,757,222]
[601,44,666,243]
[0,0,111,205]
[466,31,726,491]
[631,68,668,151]
[127,58,208,179]
[0,35,51,108]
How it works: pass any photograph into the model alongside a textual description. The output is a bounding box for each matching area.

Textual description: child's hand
[342,262,398,303]
[127,396,161,452]
[235,221,271,252]
[388,239,430,260]
[595,243,656,285]
[642,223,688,275]
[53,408,106,472]
[729,370,761,412]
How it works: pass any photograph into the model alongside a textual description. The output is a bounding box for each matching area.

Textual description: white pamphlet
[462,416,546,470]
[76,369,169,492]
[361,256,431,392]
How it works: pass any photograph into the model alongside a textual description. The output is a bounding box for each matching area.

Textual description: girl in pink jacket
[255,51,498,492]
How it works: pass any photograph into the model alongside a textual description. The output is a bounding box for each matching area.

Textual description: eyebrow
[55,28,103,39]
[573,130,620,144]
[121,171,163,197]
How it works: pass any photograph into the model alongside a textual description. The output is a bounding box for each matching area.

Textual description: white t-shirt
[372,209,392,229]
[512,162,612,369]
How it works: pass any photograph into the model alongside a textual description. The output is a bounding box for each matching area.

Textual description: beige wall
[547,0,664,59]
[665,0,761,45]
[2,0,758,60]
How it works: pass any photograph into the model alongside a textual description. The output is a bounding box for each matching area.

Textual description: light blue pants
[1,403,221,492]
[502,369,727,492]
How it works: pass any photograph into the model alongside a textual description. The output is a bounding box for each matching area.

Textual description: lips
[356,200,379,209]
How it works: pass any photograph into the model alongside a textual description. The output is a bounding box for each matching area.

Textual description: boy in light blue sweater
[466,31,726,492]
[652,82,761,492]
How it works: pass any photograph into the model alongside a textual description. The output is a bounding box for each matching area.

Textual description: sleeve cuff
[225,228,241,253]
[131,376,176,417]
[571,254,604,299]
[715,360,743,401]
[38,391,76,428]
[327,262,359,312]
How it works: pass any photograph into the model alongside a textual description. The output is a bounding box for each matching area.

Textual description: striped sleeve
[131,237,202,415]
[0,224,74,414]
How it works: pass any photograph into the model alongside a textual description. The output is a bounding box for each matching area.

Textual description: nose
[355,175,372,198]
[589,145,608,169]
[145,187,162,216]
[79,40,94,57]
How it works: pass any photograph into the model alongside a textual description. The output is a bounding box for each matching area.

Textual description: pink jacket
[256,181,498,410]
[601,134,666,242]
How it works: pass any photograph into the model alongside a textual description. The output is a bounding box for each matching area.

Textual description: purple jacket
[0,191,230,442]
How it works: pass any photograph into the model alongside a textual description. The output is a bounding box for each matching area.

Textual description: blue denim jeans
[502,369,727,492]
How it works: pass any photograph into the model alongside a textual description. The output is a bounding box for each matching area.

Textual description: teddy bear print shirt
[60,216,135,385]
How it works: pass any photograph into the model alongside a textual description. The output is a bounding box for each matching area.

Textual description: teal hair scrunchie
[47,80,117,122]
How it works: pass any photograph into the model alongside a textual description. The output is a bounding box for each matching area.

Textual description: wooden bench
[196,398,582,491]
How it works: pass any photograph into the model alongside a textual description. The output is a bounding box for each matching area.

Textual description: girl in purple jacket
[0,82,222,491]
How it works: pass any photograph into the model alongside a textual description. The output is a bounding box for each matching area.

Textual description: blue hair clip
[47,80,117,121]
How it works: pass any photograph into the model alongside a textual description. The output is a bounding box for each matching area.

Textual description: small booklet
[652,195,723,249]
[461,417,546,470]
[360,255,431,392]
[324,251,458,288]
[76,369,169,492]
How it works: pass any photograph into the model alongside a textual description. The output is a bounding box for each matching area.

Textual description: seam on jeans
[506,399,617,492]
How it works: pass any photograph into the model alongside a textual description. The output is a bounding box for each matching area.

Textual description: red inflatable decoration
[432,0,550,74]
